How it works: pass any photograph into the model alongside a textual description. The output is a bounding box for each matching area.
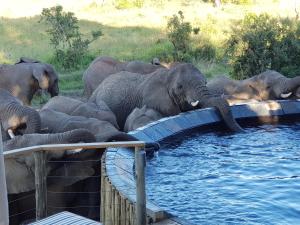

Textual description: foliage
[40,5,102,70]
[227,13,300,79]
[166,11,199,61]
[115,0,144,9]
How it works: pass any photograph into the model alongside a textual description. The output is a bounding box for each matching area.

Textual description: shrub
[115,0,144,9]
[40,5,102,70]
[166,11,199,61]
[227,13,300,79]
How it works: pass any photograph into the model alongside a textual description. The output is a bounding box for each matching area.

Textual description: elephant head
[0,89,41,141]
[31,62,59,98]
[4,128,96,194]
[0,58,59,105]
[247,70,300,100]
[164,64,243,131]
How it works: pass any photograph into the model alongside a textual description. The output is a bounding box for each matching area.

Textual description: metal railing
[2,141,146,225]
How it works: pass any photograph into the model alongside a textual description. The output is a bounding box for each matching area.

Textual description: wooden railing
[3,141,146,225]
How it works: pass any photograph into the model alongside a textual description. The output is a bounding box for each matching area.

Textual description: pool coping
[103,100,300,224]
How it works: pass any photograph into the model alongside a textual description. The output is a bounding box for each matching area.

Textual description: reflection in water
[146,123,300,225]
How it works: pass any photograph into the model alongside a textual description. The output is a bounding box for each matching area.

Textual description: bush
[227,13,300,79]
[115,0,144,9]
[40,5,102,70]
[167,11,199,61]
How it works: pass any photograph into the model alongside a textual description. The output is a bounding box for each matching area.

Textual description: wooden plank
[120,197,126,225]
[135,147,146,225]
[125,199,130,225]
[111,187,115,225]
[4,141,145,158]
[100,155,106,223]
[34,150,47,220]
[106,181,112,225]
[114,191,120,225]
[0,128,9,225]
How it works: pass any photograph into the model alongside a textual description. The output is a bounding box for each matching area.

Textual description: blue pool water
[146,123,300,225]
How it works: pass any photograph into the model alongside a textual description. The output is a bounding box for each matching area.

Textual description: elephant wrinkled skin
[124,106,163,132]
[0,88,41,141]
[83,56,164,97]
[42,96,119,129]
[40,108,138,142]
[90,63,243,132]
[0,57,59,105]
[208,70,300,101]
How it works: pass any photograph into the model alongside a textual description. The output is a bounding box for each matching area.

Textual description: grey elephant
[89,63,243,132]
[83,56,164,97]
[39,108,139,142]
[42,95,119,128]
[0,57,59,105]
[5,128,97,225]
[4,128,96,194]
[208,70,300,101]
[0,88,41,141]
[124,106,163,132]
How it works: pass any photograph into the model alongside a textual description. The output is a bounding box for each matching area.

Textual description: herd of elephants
[1,56,300,222]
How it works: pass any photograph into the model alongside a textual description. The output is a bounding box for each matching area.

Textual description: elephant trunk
[50,129,96,144]
[3,103,41,139]
[287,76,300,93]
[201,96,244,132]
[17,105,41,134]
[106,132,139,142]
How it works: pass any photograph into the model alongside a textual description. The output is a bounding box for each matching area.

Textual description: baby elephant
[124,106,163,132]
[42,96,119,129]
[40,109,137,142]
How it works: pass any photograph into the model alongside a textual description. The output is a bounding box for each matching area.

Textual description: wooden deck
[29,211,102,225]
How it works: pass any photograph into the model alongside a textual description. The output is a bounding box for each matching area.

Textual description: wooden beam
[135,147,146,225]
[34,151,47,220]
[4,141,145,158]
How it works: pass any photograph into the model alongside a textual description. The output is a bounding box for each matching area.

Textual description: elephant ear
[32,66,50,90]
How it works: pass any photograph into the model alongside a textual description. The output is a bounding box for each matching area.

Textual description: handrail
[3,141,145,158]
[4,140,146,224]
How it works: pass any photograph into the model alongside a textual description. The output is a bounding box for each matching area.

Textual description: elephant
[124,106,163,132]
[42,95,119,128]
[83,56,164,97]
[5,128,97,224]
[0,88,41,141]
[89,63,243,132]
[39,108,140,142]
[207,70,300,101]
[4,128,96,194]
[0,57,59,105]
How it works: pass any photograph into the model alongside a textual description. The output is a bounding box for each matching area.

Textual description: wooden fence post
[0,128,9,225]
[34,150,47,220]
[135,146,146,225]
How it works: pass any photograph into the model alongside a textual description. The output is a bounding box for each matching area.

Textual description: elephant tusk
[67,148,83,154]
[280,92,292,98]
[8,129,15,139]
[190,100,199,107]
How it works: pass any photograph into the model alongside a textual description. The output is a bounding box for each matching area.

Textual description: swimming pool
[146,123,300,224]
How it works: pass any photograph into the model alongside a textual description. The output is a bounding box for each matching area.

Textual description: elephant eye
[178,84,183,89]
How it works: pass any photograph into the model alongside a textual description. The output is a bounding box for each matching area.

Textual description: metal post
[135,146,146,225]
[34,150,47,220]
[0,128,9,225]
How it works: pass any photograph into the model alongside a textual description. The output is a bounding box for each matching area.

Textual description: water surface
[146,123,300,225]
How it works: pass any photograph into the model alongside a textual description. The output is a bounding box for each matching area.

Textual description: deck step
[29,211,102,225]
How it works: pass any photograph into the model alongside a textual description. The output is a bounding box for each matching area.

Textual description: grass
[0,0,299,94]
